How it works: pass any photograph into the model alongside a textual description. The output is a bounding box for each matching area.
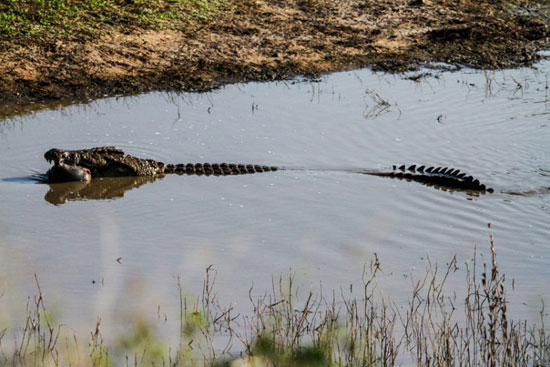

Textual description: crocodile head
[43,147,156,177]
[45,148,91,170]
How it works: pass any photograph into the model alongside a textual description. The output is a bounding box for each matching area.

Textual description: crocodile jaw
[44,148,65,165]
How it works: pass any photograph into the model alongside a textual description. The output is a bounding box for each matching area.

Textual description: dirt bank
[0,0,548,105]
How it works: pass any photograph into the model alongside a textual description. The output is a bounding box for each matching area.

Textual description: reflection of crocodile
[43,146,493,193]
[44,176,157,205]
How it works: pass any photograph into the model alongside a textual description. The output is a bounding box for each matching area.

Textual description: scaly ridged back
[163,163,278,176]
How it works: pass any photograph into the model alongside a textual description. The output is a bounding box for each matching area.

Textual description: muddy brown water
[0,59,549,347]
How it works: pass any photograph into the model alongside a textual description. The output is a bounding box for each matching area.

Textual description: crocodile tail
[163,163,278,176]
[389,165,493,193]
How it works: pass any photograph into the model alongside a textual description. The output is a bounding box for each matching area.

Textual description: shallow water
[0,60,549,347]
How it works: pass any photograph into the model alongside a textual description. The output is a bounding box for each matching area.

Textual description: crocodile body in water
[43,146,493,193]
[44,147,278,177]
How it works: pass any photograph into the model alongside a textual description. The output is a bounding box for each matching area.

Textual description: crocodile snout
[44,148,63,164]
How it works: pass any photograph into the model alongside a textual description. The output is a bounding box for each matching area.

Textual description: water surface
[0,61,549,344]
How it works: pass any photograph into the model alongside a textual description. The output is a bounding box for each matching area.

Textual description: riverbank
[0,0,548,104]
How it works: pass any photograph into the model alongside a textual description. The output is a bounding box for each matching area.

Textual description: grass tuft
[0,0,231,38]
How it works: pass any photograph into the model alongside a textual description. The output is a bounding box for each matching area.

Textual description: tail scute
[391,164,492,192]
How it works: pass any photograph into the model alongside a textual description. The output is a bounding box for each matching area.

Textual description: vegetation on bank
[0,0,231,38]
[1,236,549,366]
[0,0,544,39]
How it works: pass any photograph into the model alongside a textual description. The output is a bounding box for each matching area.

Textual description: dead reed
[401,226,548,367]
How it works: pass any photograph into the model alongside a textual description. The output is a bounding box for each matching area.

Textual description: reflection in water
[0,98,101,121]
[503,187,550,197]
[44,176,161,205]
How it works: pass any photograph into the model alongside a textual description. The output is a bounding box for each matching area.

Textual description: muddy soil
[0,0,548,105]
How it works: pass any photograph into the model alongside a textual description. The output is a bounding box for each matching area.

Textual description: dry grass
[0,233,548,366]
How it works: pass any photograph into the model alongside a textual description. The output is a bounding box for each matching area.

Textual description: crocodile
[43,146,494,193]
